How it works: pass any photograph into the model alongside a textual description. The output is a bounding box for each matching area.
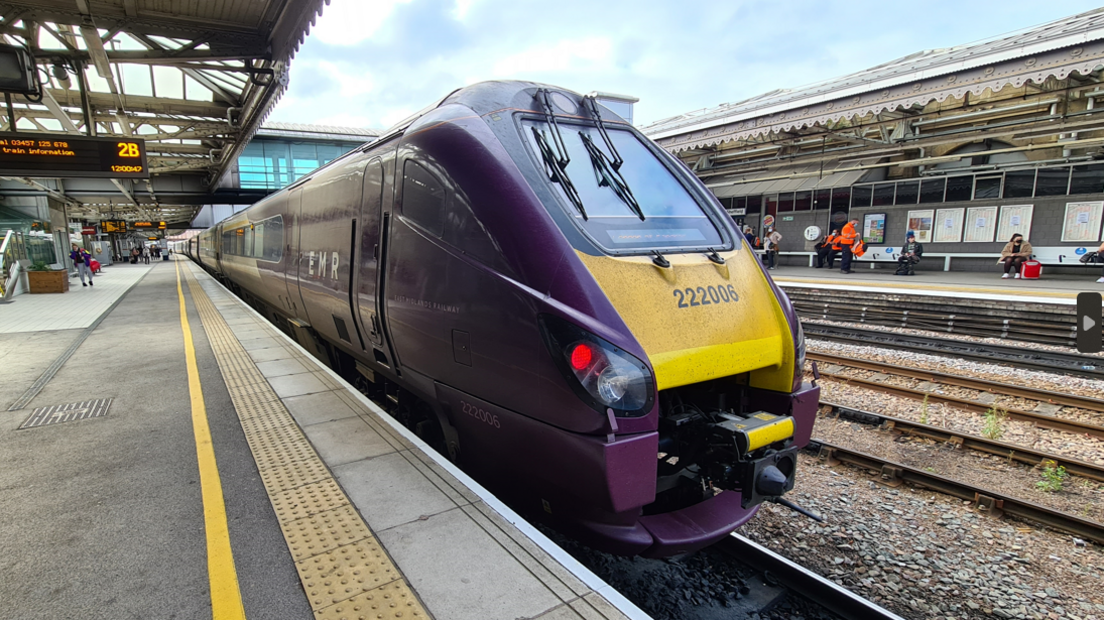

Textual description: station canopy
[0,0,326,225]
[641,8,1104,200]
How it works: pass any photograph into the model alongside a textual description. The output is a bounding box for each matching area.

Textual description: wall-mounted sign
[804,226,822,241]
[101,220,127,233]
[0,132,148,178]
[133,221,166,230]
[762,214,775,228]
[147,236,160,241]
[727,207,747,216]
[863,213,886,244]
[80,226,96,236]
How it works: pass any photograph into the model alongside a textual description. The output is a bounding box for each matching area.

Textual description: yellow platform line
[179,262,427,620]
[773,276,1080,299]
[174,260,247,620]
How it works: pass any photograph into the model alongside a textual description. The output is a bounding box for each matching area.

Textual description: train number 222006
[674,284,739,309]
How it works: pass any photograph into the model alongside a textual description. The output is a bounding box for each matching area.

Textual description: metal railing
[0,229,26,302]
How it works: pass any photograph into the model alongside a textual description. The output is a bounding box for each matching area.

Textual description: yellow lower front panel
[184,267,427,620]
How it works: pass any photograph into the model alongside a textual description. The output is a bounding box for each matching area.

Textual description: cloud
[270,0,1104,130]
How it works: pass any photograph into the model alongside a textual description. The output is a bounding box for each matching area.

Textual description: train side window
[401,160,446,237]
[444,190,510,273]
[253,216,284,261]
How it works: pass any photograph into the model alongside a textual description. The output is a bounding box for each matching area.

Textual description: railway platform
[767,264,1102,304]
[0,257,645,620]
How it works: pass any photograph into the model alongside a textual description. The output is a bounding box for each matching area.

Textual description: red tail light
[570,343,593,370]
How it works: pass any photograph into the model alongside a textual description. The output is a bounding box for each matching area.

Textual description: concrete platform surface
[0,256,647,620]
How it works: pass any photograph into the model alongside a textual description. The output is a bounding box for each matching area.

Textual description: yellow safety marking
[647,336,782,391]
[180,264,427,620]
[772,276,1080,299]
[743,418,795,452]
[575,249,795,392]
[174,260,247,620]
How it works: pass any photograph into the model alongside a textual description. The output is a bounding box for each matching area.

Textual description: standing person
[999,233,1032,279]
[896,231,924,275]
[764,227,782,270]
[743,225,755,245]
[839,218,860,274]
[70,243,94,287]
[143,246,150,264]
[816,228,840,268]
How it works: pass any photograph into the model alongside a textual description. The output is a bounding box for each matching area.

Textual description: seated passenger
[895,231,923,275]
[816,229,840,268]
[999,233,1032,279]
[1096,241,1104,284]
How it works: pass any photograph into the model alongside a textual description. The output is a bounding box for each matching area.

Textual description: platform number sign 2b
[1077,293,1103,354]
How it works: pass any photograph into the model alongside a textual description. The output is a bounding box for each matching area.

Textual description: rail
[815,366,1104,438]
[809,352,1104,412]
[803,323,1104,379]
[821,400,1104,483]
[812,440,1104,545]
[721,533,907,620]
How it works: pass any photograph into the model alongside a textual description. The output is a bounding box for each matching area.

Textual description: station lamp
[0,44,39,96]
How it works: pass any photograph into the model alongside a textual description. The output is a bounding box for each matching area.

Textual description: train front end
[501,86,819,557]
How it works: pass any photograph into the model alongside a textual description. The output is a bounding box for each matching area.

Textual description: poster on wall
[964,206,998,242]
[933,208,964,243]
[863,213,886,244]
[906,209,934,243]
[1061,201,1104,242]
[996,205,1034,242]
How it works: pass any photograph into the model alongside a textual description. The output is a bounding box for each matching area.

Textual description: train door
[285,187,309,320]
[354,158,384,347]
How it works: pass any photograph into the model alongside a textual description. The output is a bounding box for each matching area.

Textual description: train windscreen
[521,119,726,253]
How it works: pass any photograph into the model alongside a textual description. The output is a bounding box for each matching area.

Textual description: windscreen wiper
[534,89,586,220]
[580,132,644,221]
[532,128,586,220]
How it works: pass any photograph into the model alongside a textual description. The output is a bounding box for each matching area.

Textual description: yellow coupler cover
[575,248,795,393]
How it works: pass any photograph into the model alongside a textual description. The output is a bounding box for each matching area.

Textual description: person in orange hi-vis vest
[839,219,859,274]
[816,229,840,268]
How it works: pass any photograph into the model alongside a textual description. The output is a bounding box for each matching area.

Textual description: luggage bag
[1020,260,1042,279]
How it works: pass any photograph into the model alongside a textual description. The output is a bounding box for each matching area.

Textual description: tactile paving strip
[182,267,429,619]
[314,580,425,620]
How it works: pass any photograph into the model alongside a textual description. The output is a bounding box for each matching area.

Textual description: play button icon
[1078,293,1102,353]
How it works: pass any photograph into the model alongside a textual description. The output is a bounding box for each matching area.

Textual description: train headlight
[540,314,655,417]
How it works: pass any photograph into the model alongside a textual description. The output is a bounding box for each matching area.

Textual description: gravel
[814,411,1104,523]
[805,319,1104,360]
[816,379,1104,468]
[807,338,1104,398]
[743,453,1104,620]
[545,527,840,620]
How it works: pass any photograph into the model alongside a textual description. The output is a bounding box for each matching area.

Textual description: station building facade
[192,122,378,228]
[641,8,1104,273]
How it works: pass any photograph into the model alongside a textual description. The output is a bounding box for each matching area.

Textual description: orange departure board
[0,132,148,179]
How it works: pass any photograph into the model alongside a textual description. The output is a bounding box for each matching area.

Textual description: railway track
[813,361,1104,438]
[808,440,1104,545]
[819,400,1104,483]
[809,352,1104,412]
[803,322,1104,379]
[719,534,906,620]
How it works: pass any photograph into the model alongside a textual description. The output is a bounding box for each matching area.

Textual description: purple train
[186,81,819,558]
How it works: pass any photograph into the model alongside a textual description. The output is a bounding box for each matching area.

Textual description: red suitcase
[89,259,101,274]
[1020,260,1042,279]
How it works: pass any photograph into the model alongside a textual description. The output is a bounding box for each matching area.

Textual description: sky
[268,0,1104,131]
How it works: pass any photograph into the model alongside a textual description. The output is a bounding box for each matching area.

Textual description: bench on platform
[770,245,1103,272]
